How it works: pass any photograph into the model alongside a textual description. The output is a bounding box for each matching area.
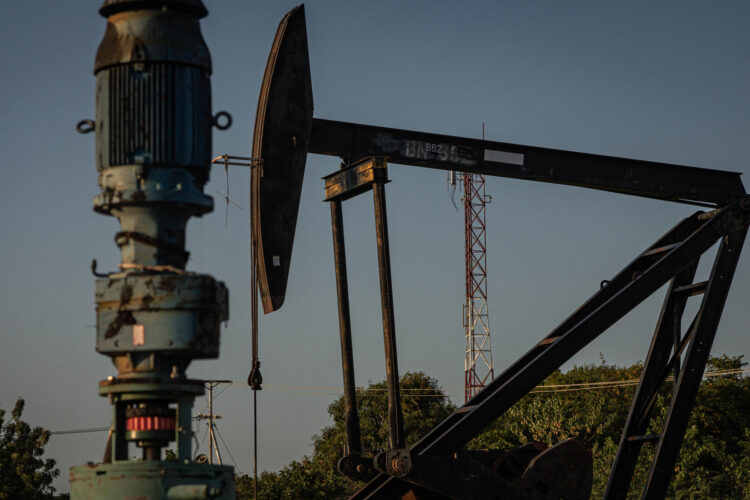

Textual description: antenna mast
[463,124,494,402]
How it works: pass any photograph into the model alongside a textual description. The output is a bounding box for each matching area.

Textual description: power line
[50,426,110,435]
[214,424,243,475]
[32,367,749,436]
[260,367,750,396]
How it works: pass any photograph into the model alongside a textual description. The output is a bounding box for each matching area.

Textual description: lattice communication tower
[463,172,494,402]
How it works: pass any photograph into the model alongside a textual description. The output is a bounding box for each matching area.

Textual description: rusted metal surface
[96,2,210,71]
[351,203,750,499]
[96,274,227,361]
[115,230,190,269]
[324,157,389,201]
[75,0,234,495]
[95,2,213,180]
[634,229,747,499]
[96,64,212,171]
[310,118,746,207]
[330,199,363,456]
[338,455,378,483]
[357,440,590,499]
[252,2,745,316]
[246,6,750,499]
[372,180,406,452]
[603,262,698,497]
[70,461,234,500]
[251,4,313,313]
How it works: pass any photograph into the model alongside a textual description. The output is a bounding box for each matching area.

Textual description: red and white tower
[463,172,494,402]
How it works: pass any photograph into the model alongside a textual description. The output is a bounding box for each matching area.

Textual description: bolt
[389,451,411,476]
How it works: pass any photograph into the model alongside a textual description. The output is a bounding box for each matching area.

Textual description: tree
[668,355,750,498]
[235,357,750,499]
[470,355,750,499]
[235,372,455,499]
[0,398,61,500]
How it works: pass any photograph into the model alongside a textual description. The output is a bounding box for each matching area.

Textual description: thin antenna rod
[210,155,259,226]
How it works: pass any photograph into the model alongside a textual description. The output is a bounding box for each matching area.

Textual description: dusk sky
[1,1,750,493]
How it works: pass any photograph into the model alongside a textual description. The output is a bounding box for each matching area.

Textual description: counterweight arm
[310,118,745,207]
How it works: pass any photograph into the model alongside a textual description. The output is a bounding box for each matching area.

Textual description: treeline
[236,355,750,499]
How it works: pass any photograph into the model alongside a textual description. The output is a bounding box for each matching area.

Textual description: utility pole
[195,380,232,465]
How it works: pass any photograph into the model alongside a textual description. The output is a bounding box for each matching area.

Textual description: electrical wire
[214,383,233,400]
[50,426,110,435]
[199,420,209,449]
[37,368,749,436]
[214,424,243,474]
[259,367,750,397]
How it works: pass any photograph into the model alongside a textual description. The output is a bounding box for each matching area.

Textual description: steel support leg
[112,399,127,461]
[177,395,194,461]
[353,206,746,499]
[604,262,698,498]
[372,181,406,451]
[642,228,747,499]
[330,199,363,455]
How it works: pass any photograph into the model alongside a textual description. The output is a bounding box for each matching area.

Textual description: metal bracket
[325,157,407,475]
[338,454,378,483]
[395,452,530,500]
[324,156,389,201]
[374,440,591,500]
[352,203,750,499]
[211,154,263,168]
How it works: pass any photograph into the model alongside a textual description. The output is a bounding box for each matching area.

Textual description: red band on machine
[125,416,176,431]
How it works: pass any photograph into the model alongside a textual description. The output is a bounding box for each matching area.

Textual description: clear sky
[1,0,749,493]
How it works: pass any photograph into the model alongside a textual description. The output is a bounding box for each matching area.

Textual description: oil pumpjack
[70,2,750,499]
[71,1,234,497]
[251,6,750,500]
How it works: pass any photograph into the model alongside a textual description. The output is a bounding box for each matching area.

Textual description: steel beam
[325,157,389,202]
[372,180,407,451]
[330,199,363,456]
[352,205,747,499]
[604,262,699,498]
[310,119,745,206]
[641,228,747,499]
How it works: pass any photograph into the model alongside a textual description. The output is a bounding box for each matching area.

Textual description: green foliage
[668,355,750,499]
[0,398,60,500]
[234,357,750,499]
[470,355,750,499]
[235,372,454,499]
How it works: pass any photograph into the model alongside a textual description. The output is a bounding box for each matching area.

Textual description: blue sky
[1,0,749,492]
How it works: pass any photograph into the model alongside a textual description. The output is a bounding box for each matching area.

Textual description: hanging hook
[248,359,263,390]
